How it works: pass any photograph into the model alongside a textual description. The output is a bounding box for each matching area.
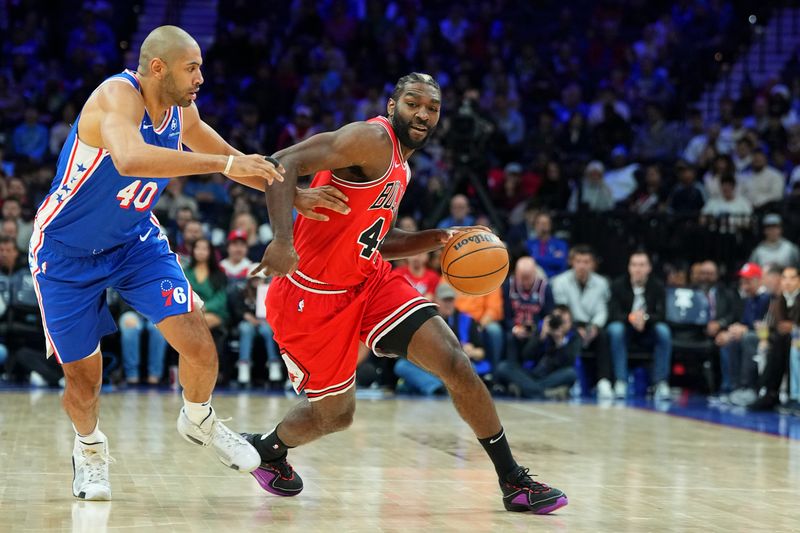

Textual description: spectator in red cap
[716,262,771,403]
[220,229,256,281]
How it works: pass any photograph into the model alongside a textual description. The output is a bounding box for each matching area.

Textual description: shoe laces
[266,455,294,479]
[79,449,115,485]
[212,417,250,450]
[509,467,550,495]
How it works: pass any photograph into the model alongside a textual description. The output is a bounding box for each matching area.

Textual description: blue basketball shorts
[28,225,196,364]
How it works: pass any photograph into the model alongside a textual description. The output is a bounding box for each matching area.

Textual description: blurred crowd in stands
[1,0,799,414]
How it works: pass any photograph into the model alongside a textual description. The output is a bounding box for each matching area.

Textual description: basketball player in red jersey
[243,73,567,514]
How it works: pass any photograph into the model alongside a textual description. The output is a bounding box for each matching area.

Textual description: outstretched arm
[251,122,390,276]
[181,104,348,219]
[381,224,494,261]
[96,83,278,181]
[380,228,449,261]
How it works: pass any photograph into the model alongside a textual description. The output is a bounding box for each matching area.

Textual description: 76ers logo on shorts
[160,280,187,307]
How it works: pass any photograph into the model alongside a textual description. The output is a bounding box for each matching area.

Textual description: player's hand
[294,185,351,221]
[226,155,285,185]
[251,239,298,277]
[440,225,494,243]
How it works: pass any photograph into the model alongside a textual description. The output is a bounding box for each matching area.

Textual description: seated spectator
[702,153,735,200]
[230,212,268,262]
[184,238,229,361]
[503,256,554,371]
[536,160,571,212]
[454,285,504,371]
[1,219,18,245]
[525,212,568,278]
[394,252,440,299]
[220,229,256,282]
[489,162,532,218]
[740,149,785,210]
[748,214,800,269]
[394,283,486,395]
[437,194,475,229]
[700,175,752,225]
[0,236,26,275]
[567,160,614,213]
[551,245,612,397]
[118,307,168,385]
[632,103,682,163]
[607,251,672,400]
[175,219,204,261]
[155,178,199,222]
[668,161,706,214]
[12,107,48,163]
[506,201,537,255]
[749,266,800,411]
[229,276,281,388]
[603,145,639,204]
[694,259,740,353]
[496,305,579,399]
[716,263,771,403]
[732,137,753,174]
[629,164,667,214]
[276,105,318,150]
[2,198,32,252]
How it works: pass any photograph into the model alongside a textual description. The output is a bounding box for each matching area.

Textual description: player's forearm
[265,158,299,242]
[113,144,227,178]
[380,228,448,261]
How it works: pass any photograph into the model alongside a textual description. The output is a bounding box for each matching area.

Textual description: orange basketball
[440,229,509,296]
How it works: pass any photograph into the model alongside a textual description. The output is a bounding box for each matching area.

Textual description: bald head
[137,26,203,107]
[139,26,199,73]
[515,256,537,289]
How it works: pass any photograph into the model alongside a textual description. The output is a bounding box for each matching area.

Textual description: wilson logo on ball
[453,233,498,252]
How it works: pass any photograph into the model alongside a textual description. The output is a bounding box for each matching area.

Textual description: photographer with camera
[496,305,579,399]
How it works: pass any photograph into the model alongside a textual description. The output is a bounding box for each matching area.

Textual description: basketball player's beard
[163,73,193,107]
[391,113,435,150]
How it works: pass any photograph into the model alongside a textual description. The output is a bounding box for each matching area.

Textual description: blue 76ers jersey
[35,69,184,253]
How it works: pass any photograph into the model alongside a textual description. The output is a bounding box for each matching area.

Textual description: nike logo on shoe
[139,228,153,241]
[489,430,505,444]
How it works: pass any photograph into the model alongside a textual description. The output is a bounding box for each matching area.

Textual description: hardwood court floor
[1,390,799,532]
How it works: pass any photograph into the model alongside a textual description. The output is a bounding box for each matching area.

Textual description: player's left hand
[251,239,299,277]
[294,185,351,221]
[438,225,494,243]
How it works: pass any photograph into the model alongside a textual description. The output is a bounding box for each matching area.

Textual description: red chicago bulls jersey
[292,116,410,286]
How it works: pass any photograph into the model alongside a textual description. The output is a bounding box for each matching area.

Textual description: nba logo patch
[298,299,305,313]
[171,118,178,131]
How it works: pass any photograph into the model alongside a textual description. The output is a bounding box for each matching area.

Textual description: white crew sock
[183,393,214,425]
[74,422,106,447]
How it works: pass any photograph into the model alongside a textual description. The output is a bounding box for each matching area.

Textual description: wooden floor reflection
[1,390,799,532]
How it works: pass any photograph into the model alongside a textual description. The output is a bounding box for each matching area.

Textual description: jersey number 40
[116,180,158,211]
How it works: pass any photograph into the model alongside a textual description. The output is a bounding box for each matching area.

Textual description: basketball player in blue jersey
[29,25,349,501]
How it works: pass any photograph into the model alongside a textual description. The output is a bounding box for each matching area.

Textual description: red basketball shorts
[266,261,436,402]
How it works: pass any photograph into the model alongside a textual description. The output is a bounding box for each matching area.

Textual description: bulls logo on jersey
[368,181,402,214]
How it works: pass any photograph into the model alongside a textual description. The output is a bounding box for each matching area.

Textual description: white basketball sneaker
[72,434,112,501]
[176,407,260,472]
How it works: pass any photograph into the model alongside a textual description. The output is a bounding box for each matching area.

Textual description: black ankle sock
[478,427,518,479]
[253,425,294,462]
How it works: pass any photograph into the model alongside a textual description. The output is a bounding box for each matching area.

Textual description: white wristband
[223,154,234,175]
